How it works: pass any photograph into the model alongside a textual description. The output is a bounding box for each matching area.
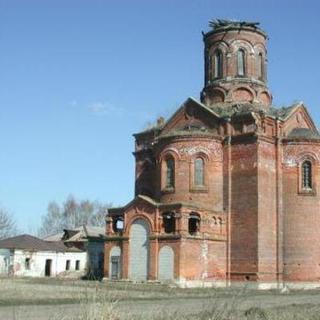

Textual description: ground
[1,278,320,319]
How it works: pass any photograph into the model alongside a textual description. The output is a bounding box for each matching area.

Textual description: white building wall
[12,250,87,277]
[0,249,11,275]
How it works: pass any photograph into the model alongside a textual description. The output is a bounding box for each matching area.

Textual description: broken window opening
[66,260,70,271]
[112,216,124,233]
[75,260,80,271]
[162,212,176,234]
[188,213,200,235]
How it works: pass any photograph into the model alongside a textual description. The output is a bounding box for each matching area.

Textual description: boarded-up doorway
[129,219,149,281]
[109,246,121,280]
[45,259,52,277]
[158,246,174,281]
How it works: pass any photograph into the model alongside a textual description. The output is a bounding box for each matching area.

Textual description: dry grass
[1,278,320,319]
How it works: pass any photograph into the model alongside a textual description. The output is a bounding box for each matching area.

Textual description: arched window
[302,160,312,189]
[237,49,246,76]
[214,50,223,79]
[194,158,204,186]
[165,158,175,189]
[258,53,264,80]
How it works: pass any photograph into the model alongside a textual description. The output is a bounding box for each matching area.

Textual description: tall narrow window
[302,161,312,189]
[258,53,264,80]
[237,49,246,76]
[162,212,176,234]
[214,50,223,79]
[208,54,213,82]
[194,158,204,186]
[25,258,31,270]
[166,158,175,189]
[188,213,200,235]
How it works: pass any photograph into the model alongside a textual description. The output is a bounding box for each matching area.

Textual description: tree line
[0,195,111,240]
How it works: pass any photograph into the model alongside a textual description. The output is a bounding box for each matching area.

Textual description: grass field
[1,278,320,319]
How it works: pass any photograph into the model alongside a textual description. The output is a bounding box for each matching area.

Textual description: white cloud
[87,101,124,116]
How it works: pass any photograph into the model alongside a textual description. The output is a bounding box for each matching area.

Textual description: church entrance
[129,219,149,281]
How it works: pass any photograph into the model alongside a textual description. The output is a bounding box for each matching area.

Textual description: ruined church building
[104,20,320,288]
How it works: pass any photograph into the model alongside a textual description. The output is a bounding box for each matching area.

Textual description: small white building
[0,234,87,277]
[45,226,105,278]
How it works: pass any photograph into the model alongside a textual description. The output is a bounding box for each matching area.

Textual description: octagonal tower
[201,19,272,108]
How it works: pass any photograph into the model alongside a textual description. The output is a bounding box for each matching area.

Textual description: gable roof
[45,225,105,243]
[160,97,220,133]
[109,194,221,214]
[109,195,158,214]
[133,97,221,138]
[0,234,83,252]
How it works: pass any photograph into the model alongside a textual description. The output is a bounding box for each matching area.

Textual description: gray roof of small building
[0,234,84,252]
[83,225,105,238]
[43,232,64,241]
[44,225,105,243]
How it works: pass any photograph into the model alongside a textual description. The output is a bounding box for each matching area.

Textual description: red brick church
[104,19,320,288]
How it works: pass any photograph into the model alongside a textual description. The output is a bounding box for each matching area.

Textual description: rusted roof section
[109,195,222,215]
[287,128,320,139]
[207,101,315,124]
[203,19,267,38]
[0,234,84,252]
[209,19,261,30]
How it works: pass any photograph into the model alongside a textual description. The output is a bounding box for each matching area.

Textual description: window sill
[190,186,208,193]
[161,187,175,194]
[298,189,316,196]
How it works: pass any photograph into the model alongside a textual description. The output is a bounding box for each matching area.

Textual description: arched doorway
[109,246,121,280]
[129,219,150,281]
[158,246,174,281]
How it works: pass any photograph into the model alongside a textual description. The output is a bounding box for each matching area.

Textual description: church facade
[104,20,320,288]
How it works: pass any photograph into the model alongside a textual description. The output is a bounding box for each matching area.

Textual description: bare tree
[0,208,17,240]
[38,195,111,237]
[38,201,64,238]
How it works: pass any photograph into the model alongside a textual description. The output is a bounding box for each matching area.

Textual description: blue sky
[0,0,319,232]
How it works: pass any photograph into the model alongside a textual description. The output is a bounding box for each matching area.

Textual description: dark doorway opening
[162,212,176,233]
[45,259,52,277]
